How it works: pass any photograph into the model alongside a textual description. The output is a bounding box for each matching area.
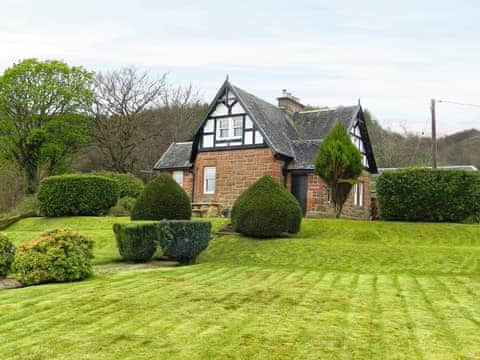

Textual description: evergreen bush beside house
[0,234,15,278]
[38,174,119,217]
[231,175,302,238]
[13,228,94,286]
[131,173,191,221]
[377,168,480,222]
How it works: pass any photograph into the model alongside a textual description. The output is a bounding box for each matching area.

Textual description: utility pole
[430,99,438,168]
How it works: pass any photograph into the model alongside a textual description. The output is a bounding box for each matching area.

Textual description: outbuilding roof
[153,142,192,170]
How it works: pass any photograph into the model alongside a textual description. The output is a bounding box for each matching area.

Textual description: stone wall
[193,148,285,211]
[297,171,372,219]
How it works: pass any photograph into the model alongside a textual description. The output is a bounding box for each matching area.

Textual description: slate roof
[231,85,299,158]
[293,106,360,140]
[289,140,323,170]
[153,142,192,170]
[155,81,374,172]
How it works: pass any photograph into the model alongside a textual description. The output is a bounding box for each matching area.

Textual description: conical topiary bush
[231,175,302,238]
[131,173,191,220]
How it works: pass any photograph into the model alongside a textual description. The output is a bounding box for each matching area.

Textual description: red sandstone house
[154,80,378,219]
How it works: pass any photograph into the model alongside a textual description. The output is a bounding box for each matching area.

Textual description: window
[172,171,183,187]
[325,187,332,204]
[203,167,216,194]
[216,117,243,140]
[233,117,243,137]
[218,118,230,139]
[353,183,364,207]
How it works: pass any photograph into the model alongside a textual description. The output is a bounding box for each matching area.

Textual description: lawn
[0,217,479,359]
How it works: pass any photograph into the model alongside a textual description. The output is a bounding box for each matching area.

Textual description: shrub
[13,228,94,285]
[96,171,144,198]
[109,196,137,217]
[113,220,211,264]
[0,234,15,278]
[131,173,191,220]
[113,223,157,262]
[377,169,480,222]
[38,174,119,217]
[231,175,302,238]
[157,220,211,264]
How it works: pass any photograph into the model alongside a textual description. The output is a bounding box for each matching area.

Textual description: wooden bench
[192,202,222,217]
[192,208,208,218]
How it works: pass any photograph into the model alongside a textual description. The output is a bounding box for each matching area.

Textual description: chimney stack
[277,89,304,113]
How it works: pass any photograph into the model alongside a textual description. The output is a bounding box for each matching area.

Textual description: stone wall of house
[193,148,285,212]
[165,170,193,198]
[298,171,372,220]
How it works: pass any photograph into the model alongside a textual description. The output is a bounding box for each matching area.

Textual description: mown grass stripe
[398,275,459,359]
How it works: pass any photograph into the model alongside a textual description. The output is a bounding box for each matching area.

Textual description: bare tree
[161,83,203,142]
[90,68,166,173]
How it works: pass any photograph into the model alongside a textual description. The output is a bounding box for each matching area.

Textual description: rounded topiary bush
[13,228,94,285]
[38,174,119,217]
[231,175,302,238]
[131,173,191,220]
[0,234,15,278]
[96,171,144,198]
[113,223,157,262]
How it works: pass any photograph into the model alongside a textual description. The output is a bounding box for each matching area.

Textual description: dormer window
[217,116,243,140]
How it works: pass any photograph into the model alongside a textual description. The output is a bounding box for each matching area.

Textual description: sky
[1,0,480,136]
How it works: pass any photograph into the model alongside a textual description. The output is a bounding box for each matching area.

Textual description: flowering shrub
[13,228,94,285]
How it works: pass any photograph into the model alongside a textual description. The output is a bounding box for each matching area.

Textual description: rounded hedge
[0,234,15,278]
[38,174,119,217]
[131,173,191,221]
[377,168,480,222]
[13,228,94,285]
[113,223,157,262]
[231,175,303,238]
[96,171,144,198]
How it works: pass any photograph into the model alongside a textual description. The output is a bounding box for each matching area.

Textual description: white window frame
[353,183,364,207]
[172,171,183,187]
[203,167,216,194]
[216,117,243,140]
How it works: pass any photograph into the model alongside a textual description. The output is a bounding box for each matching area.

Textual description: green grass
[0,217,479,359]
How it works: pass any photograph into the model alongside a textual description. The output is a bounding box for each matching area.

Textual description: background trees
[0,59,93,193]
[314,124,363,218]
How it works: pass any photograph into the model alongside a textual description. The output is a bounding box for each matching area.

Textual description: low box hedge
[113,223,158,262]
[376,168,480,222]
[113,220,211,264]
[38,174,119,217]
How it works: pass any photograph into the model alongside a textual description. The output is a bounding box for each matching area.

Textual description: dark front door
[291,174,308,216]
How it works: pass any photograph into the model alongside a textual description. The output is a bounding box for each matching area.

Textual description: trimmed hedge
[131,173,191,221]
[377,168,480,222]
[158,220,211,264]
[38,174,119,216]
[13,228,94,285]
[113,223,158,262]
[96,171,144,198]
[0,234,15,278]
[231,175,302,238]
[113,220,211,264]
